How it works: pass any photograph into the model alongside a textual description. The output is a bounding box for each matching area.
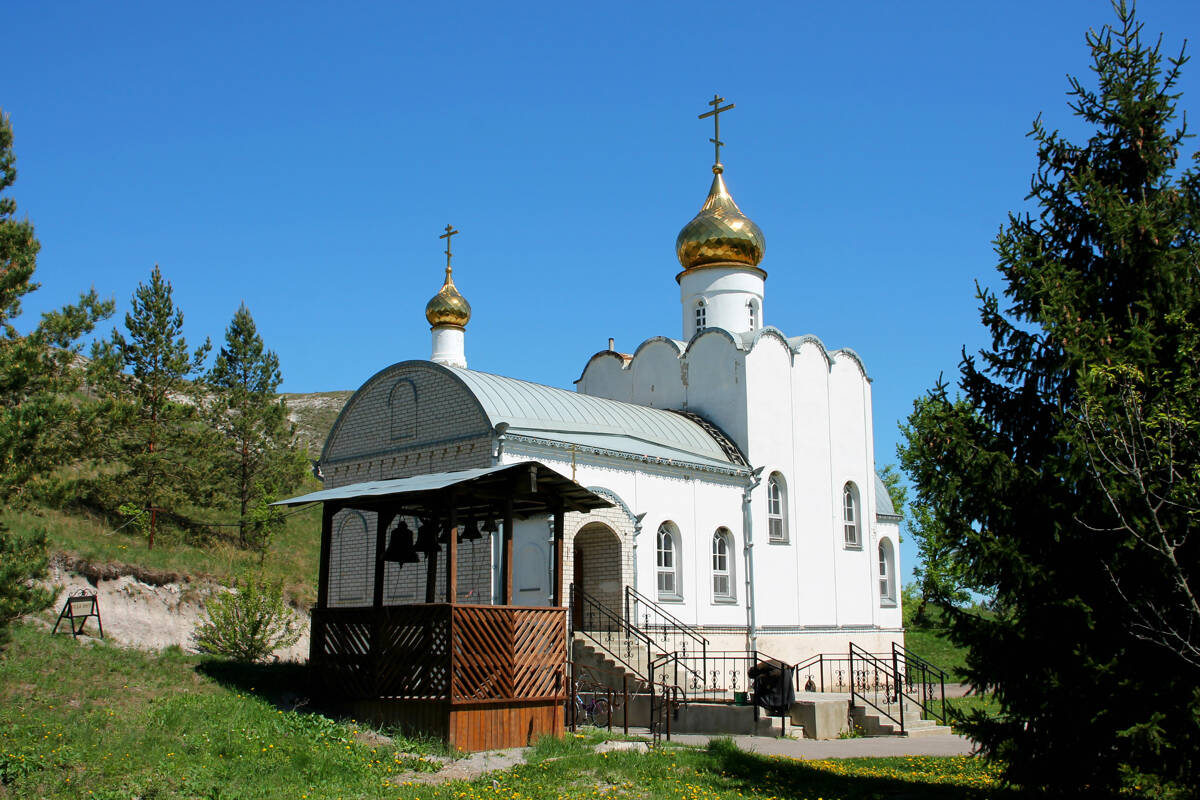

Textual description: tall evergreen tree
[0,109,111,646]
[98,265,210,548]
[900,3,1200,794]
[205,304,304,551]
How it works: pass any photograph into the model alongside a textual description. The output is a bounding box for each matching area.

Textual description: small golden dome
[675,167,766,273]
[425,266,471,328]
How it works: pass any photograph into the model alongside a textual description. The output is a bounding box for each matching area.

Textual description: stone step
[903,724,954,737]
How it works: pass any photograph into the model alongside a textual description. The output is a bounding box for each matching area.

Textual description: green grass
[903,626,969,680]
[3,493,324,607]
[0,623,1026,799]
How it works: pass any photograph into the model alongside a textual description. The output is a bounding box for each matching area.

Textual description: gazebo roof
[273,461,612,518]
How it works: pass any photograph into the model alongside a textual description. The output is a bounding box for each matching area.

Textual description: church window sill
[880,600,897,609]
[656,594,684,604]
[712,597,737,605]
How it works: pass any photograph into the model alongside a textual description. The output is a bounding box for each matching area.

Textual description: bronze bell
[383,519,419,564]
[482,513,498,535]
[415,518,440,555]
[462,515,482,542]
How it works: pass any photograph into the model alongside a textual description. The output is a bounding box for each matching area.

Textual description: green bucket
[733,691,749,706]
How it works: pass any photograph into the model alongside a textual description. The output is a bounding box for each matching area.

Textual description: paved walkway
[661,731,976,758]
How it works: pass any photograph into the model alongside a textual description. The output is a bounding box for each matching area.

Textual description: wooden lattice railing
[311,604,566,703]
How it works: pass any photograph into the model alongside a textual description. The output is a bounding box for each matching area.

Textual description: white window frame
[767,473,788,543]
[747,300,758,331]
[843,482,861,548]
[695,301,706,332]
[711,528,735,601]
[656,523,681,600]
[879,539,897,606]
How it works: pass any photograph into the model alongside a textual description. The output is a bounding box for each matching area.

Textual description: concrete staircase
[572,632,651,690]
[851,701,953,737]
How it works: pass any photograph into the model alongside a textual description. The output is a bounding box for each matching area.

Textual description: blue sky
[6,0,1198,579]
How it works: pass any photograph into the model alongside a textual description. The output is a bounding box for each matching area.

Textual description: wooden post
[446,492,458,605]
[316,503,336,610]
[552,504,565,607]
[502,496,514,605]
[425,548,439,603]
[373,509,394,609]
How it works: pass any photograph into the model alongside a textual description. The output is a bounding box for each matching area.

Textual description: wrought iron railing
[570,584,653,680]
[848,642,905,733]
[890,641,947,724]
[793,651,887,693]
[794,644,948,728]
[625,585,709,662]
[648,649,793,741]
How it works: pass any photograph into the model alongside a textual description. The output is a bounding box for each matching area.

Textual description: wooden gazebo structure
[276,461,611,751]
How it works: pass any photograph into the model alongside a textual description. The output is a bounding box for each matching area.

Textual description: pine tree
[205,304,305,552]
[901,3,1200,793]
[100,265,210,548]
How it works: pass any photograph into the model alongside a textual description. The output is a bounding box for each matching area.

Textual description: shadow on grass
[705,738,1026,800]
[195,657,315,710]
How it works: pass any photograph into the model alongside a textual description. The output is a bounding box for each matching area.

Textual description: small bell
[460,514,480,541]
[383,519,419,564]
[482,513,498,535]
[415,518,440,555]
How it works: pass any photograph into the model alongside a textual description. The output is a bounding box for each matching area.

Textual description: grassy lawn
[0,623,1023,799]
[902,626,969,681]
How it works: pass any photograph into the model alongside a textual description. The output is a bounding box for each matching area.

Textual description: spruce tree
[101,265,210,548]
[205,304,304,551]
[901,3,1200,793]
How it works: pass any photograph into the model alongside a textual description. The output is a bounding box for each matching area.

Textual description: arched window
[747,300,758,331]
[879,538,897,606]
[694,301,706,332]
[656,522,680,599]
[767,473,788,543]
[843,482,860,547]
[712,528,734,601]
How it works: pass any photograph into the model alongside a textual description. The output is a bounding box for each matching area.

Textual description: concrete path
[662,731,976,759]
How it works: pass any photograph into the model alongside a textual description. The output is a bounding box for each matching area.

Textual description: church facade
[317,105,903,665]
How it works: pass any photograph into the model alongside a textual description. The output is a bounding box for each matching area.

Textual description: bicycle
[573,682,611,727]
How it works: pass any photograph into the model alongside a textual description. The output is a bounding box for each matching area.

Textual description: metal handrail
[891,641,948,724]
[625,585,709,662]
[849,642,905,734]
[648,649,794,741]
[793,651,890,693]
[570,584,653,680]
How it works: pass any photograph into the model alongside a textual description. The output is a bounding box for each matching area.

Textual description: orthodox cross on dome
[698,93,735,172]
[439,224,459,274]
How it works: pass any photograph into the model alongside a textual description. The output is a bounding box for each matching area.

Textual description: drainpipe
[492,422,509,464]
[632,513,647,596]
[743,466,765,653]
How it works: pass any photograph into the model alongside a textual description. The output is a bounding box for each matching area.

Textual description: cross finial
[439,224,459,274]
[698,93,735,173]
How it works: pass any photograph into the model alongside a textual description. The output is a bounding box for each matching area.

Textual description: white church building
[317,102,903,668]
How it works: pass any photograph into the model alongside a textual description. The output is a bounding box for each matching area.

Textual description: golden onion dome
[425,266,471,328]
[675,166,766,274]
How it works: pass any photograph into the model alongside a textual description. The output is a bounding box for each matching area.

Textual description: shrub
[194,571,301,662]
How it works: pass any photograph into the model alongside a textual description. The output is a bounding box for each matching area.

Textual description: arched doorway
[572,522,622,624]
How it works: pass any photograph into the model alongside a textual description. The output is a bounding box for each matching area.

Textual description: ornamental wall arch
[562,486,637,602]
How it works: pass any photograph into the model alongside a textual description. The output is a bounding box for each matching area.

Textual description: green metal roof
[449,368,741,470]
